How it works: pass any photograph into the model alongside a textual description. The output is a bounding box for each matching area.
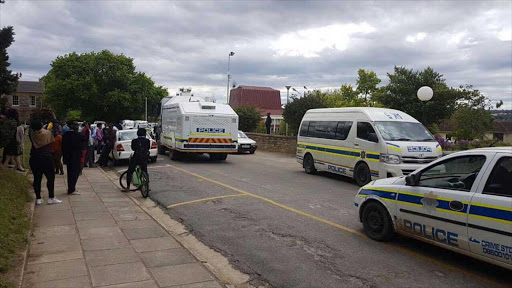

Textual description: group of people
[1,105,152,204]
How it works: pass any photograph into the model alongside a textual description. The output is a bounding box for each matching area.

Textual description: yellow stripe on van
[388,146,402,152]
[190,133,231,136]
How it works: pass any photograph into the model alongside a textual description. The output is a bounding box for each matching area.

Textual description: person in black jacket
[29,120,62,205]
[62,121,82,195]
[265,112,272,134]
[123,128,150,192]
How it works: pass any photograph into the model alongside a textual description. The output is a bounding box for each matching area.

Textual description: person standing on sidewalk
[95,123,103,154]
[51,131,64,175]
[3,110,27,172]
[85,123,96,168]
[62,121,82,195]
[98,124,115,167]
[29,120,62,205]
[80,122,90,172]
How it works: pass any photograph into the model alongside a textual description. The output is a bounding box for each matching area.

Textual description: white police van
[297,108,442,186]
[355,147,512,270]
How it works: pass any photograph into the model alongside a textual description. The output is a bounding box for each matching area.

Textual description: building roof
[236,85,279,91]
[229,85,282,111]
[16,81,45,93]
[439,119,512,133]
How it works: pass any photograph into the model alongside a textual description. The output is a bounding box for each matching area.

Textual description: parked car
[133,120,149,129]
[238,131,257,154]
[110,129,158,165]
[355,147,512,270]
[121,120,135,130]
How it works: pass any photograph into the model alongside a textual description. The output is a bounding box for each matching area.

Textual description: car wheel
[362,201,394,241]
[303,154,316,174]
[355,162,371,186]
[113,159,120,166]
[249,149,255,154]
[150,156,157,163]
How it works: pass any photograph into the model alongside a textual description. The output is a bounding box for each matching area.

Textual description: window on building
[30,96,36,106]
[12,95,19,106]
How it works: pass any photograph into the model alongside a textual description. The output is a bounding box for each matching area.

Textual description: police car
[354,147,512,269]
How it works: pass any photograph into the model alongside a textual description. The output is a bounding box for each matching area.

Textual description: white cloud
[406,32,427,43]
[497,29,511,41]
[271,23,376,58]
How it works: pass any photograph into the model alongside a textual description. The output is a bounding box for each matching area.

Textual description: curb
[97,167,253,288]
[18,178,35,288]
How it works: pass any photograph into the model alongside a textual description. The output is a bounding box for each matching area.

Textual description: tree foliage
[283,91,329,134]
[375,66,462,127]
[234,106,262,132]
[452,106,494,140]
[356,69,381,103]
[0,26,19,95]
[41,50,167,122]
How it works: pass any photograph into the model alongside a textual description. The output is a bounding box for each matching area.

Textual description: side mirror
[368,132,379,143]
[405,174,418,186]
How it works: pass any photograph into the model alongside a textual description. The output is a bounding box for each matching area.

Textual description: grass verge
[0,167,32,288]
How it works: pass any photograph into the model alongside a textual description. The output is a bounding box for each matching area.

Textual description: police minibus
[355,147,512,270]
[296,107,442,186]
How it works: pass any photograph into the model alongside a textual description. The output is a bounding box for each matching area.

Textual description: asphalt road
[111,152,511,288]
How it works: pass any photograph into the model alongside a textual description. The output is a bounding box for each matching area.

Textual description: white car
[238,131,257,154]
[355,147,512,270]
[110,129,158,165]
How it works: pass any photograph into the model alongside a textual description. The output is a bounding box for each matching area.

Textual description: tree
[0,26,19,95]
[376,66,461,128]
[283,91,329,134]
[356,69,381,103]
[234,106,261,132]
[452,106,494,140]
[41,50,167,122]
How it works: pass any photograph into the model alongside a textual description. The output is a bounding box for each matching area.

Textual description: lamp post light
[285,85,291,105]
[417,86,433,125]
[226,51,235,104]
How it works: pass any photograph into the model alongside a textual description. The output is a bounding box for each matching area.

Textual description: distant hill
[490,110,512,121]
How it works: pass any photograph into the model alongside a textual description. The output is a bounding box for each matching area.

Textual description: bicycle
[119,164,150,198]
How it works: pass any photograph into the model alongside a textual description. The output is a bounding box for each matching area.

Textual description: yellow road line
[166,164,505,288]
[166,194,247,208]
[167,165,364,237]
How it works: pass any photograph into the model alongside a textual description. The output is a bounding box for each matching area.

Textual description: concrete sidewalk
[22,168,223,288]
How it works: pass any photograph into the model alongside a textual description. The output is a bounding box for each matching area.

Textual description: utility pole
[226,52,235,104]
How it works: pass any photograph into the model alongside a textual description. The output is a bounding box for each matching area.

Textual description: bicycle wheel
[119,170,139,191]
[140,171,149,198]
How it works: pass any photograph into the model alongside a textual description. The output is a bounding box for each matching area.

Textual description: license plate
[241,145,250,148]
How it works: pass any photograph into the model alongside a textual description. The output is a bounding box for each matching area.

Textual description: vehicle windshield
[375,121,435,142]
[238,131,248,138]
[119,130,138,141]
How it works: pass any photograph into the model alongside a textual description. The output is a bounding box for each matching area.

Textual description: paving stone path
[23,168,222,288]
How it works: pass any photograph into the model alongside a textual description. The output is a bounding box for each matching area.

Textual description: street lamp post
[226,51,235,104]
[145,94,147,122]
[417,86,433,125]
[285,85,291,105]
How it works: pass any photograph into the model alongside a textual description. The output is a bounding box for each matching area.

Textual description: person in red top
[51,132,64,175]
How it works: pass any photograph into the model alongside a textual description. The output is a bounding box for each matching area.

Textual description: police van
[355,147,512,269]
[297,108,442,186]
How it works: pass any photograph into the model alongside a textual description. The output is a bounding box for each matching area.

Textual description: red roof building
[229,85,283,132]
[229,85,283,115]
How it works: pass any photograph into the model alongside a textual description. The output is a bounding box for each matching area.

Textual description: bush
[234,106,262,132]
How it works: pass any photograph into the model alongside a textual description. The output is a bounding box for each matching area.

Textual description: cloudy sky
[1,0,511,108]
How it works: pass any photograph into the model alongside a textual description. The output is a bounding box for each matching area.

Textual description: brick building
[1,81,44,122]
[229,85,283,132]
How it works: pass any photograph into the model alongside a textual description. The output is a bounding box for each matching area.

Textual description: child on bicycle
[123,128,151,192]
